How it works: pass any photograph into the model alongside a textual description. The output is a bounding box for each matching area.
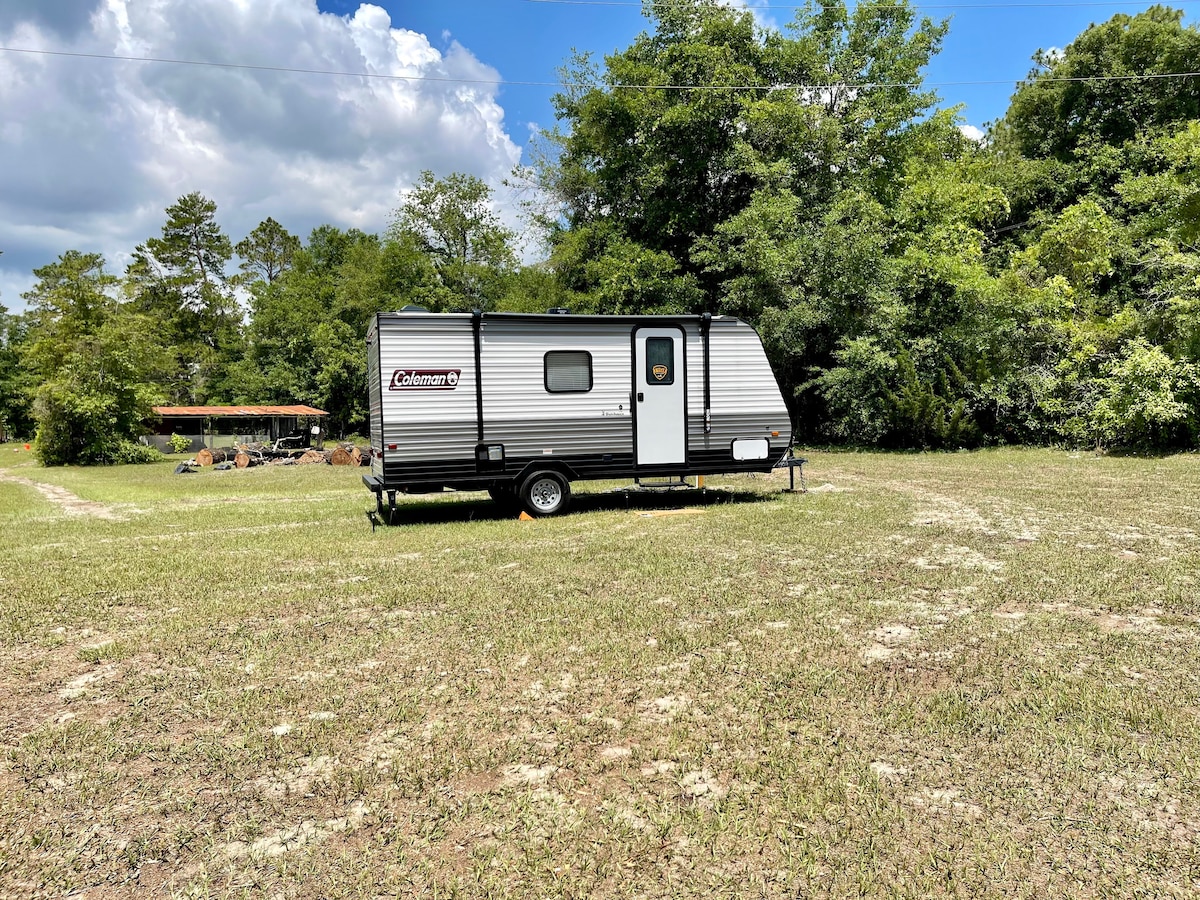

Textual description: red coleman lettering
[388,368,461,390]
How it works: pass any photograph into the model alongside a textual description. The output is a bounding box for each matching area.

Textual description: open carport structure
[147,405,328,453]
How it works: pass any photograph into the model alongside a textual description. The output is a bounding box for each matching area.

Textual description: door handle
[637,392,644,402]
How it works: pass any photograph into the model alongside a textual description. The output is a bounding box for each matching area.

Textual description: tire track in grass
[0,471,124,521]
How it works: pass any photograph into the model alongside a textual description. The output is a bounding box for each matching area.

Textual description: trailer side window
[545,351,593,393]
[645,337,674,385]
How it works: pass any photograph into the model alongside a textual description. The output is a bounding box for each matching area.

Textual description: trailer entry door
[634,327,686,466]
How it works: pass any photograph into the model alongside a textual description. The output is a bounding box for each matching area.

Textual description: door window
[645,337,674,386]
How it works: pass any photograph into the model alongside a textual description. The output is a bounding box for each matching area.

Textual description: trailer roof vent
[547,307,571,315]
[400,304,429,313]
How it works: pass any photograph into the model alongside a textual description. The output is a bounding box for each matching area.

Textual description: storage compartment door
[634,327,686,466]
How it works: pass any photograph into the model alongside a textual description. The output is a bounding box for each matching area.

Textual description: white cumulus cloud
[959,124,985,143]
[0,0,522,311]
[717,0,779,32]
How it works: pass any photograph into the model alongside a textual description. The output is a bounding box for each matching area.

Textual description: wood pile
[297,449,327,465]
[194,442,370,468]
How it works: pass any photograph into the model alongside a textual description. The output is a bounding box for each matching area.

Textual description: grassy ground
[0,444,1198,898]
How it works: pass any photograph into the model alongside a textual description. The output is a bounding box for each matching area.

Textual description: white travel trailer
[363,310,792,517]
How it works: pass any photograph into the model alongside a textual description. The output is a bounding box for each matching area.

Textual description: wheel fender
[513,460,578,486]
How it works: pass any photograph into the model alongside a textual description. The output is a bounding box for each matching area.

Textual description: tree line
[1,0,1198,463]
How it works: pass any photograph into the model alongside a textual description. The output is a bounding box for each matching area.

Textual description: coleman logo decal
[652,364,669,381]
[389,368,461,390]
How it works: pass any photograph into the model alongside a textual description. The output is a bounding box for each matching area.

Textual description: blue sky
[0,0,1194,307]
[317,0,1194,136]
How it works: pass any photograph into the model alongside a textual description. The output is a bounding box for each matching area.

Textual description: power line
[0,46,529,87]
[1,45,1197,91]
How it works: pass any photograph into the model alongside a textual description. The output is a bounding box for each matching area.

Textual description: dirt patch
[0,471,125,520]
[250,755,337,800]
[501,763,557,787]
[679,769,726,806]
[909,787,984,820]
[913,544,1004,572]
[638,694,691,723]
[223,801,370,859]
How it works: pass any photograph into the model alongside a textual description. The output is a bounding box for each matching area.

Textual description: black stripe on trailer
[471,309,484,441]
[700,312,712,434]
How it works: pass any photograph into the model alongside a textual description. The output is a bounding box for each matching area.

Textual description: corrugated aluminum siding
[479,319,633,457]
[369,313,790,477]
[367,319,384,478]
[376,314,478,464]
[687,319,791,455]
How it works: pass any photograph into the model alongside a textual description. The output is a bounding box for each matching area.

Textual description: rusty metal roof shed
[152,405,328,417]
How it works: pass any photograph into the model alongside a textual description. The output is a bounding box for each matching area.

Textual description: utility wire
[1,45,1197,91]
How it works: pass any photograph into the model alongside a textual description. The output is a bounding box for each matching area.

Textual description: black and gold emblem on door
[652,364,668,381]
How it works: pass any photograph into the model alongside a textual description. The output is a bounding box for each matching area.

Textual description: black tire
[519,470,571,517]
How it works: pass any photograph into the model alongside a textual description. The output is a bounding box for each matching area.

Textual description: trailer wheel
[520,471,570,517]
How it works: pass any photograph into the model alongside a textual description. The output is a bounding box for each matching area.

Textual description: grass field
[1,445,1198,898]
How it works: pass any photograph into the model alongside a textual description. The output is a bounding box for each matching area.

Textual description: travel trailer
[363,310,792,517]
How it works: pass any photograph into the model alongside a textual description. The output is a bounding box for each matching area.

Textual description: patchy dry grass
[1,444,1198,898]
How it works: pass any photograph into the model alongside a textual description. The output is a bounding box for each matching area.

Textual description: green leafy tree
[32,314,166,466]
[19,252,168,465]
[126,192,244,403]
[389,171,517,310]
[235,217,301,286]
[233,226,438,434]
[496,263,575,313]
[0,303,36,441]
[539,0,947,311]
[1092,339,1199,448]
[22,250,117,378]
[997,7,1200,162]
[1116,123,1200,360]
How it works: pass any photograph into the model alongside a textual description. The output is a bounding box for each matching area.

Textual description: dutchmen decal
[389,368,461,390]
[651,364,669,381]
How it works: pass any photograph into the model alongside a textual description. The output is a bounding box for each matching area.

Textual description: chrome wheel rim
[529,478,562,512]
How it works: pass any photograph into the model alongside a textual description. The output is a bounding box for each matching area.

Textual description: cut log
[330,446,355,466]
[297,449,327,465]
[196,447,237,466]
[350,446,364,466]
[234,450,261,469]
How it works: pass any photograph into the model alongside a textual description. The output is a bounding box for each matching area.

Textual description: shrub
[1092,340,1200,450]
[33,381,119,466]
[111,441,162,465]
[33,378,159,466]
[167,433,192,454]
[817,338,980,449]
